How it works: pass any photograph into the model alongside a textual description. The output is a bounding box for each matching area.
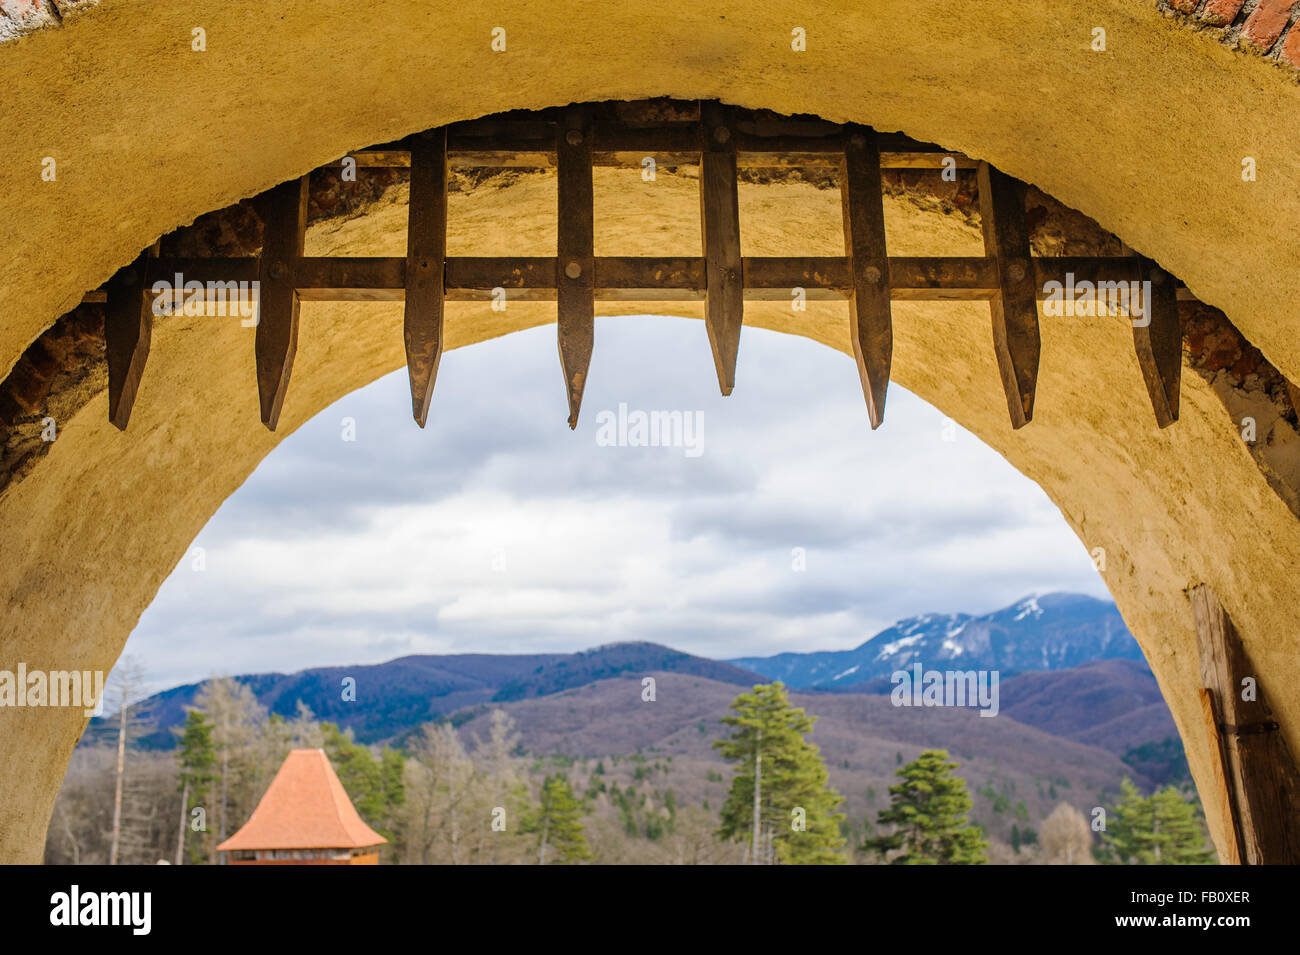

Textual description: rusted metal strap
[1221,720,1281,737]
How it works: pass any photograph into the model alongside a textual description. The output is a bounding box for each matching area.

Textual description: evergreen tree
[1099,778,1216,864]
[322,723,405,844]
[714,682,846,864]
[194,676,267,862]
[863,749,987,864]
[1149,788,1216,864]
[175,708,217,865]
[523,774,592,864]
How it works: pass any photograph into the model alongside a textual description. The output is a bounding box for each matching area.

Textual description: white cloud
[125,316,1106,688]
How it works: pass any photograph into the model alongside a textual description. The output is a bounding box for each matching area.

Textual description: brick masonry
[1160,0,1300,68]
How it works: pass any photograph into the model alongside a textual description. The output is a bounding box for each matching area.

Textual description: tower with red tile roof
[217,748,387,865]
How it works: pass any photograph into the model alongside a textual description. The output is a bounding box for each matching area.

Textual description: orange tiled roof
[216,749,388,851]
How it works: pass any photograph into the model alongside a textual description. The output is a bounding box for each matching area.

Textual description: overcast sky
[122,316,1107,689]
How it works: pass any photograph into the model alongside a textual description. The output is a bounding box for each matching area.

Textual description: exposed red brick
[0,0,45,17]
[1169,0,1201,12]
[1282,20,1300,65]
[1200,0,1246,26]
[1243,0,1299,50]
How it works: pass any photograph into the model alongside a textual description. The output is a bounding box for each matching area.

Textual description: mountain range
[92,591,1187,850]
[108,592,1178,773]
[728,592,1142,690]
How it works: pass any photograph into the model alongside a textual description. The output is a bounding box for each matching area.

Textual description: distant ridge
[728,593,1143,689]
[103,593,1147,756]
[111,643,762,749]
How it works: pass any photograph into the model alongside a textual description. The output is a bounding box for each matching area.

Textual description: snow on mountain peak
[1013,595,1044,621]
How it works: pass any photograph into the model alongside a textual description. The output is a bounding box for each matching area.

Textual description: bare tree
[193,676,267,863]
[474,709,524,865]
[1041,802,1095,865]
[105,656,153,865]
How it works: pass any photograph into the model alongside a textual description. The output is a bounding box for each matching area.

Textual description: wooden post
[404,129,449,427]
[255,176,309,431]
[978,162,1040,429]
[1190,584,1300,863]
[556,105,595,428]
[699,101,743,395]
[1197,687,1243,865]
[1133,257,1181,428]
[840,126,892,429]
[104,244,157,431]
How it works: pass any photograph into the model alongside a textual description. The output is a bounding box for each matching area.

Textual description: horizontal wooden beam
[343,122,976,171]
[352,146,975,172]
[92,256,1200,305]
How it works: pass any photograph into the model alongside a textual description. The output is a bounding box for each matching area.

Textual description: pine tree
[1149,788,1217,864]
[1100,779,1216,864]
[863,749,987,864]
[714,682,846,865]
[194,676,267,862]
[175,709,217,865]
[524,774,592,864]
[322,723,405,844]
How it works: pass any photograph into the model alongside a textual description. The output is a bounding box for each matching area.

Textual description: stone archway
[2,1,1300,864]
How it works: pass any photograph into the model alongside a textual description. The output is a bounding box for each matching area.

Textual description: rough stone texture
[1183,303,1300,516]
[2,1,1300,865]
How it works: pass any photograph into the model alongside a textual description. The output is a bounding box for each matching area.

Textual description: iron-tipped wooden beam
[104,246,156,430]
[254,176,309,431]
[840,126,893,429]
[556,105,595,429]
[978,162,1040,429]
[1191,584,1300,864]
[699,101,743,395]
[403,129,449,427]
[1133,258,1182,428]
[351,118,979,171]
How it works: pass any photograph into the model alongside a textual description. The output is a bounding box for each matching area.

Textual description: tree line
[44,668,1216,865]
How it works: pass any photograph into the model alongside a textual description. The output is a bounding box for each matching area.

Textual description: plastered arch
[2,0,1300,863]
